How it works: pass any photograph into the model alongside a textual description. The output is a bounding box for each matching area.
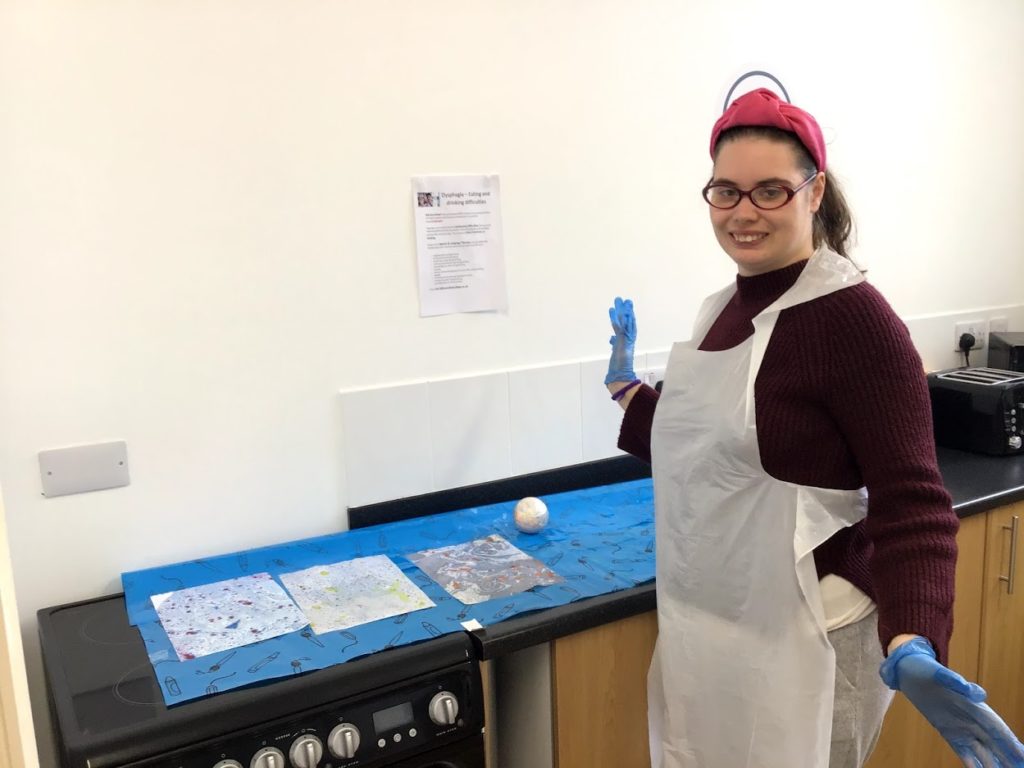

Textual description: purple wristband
[611,379,642,401]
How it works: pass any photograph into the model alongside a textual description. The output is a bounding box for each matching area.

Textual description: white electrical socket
[643,368,667,387]
[639,366,666,389]
[953,319,987,353]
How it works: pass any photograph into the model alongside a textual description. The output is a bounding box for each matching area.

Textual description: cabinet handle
[999,515,1020,595]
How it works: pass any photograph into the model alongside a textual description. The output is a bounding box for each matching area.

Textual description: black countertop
[469,448,1024,660]
[937,447,1024,517]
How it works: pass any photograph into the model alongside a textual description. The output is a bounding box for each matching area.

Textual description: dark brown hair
[713,125,854,258]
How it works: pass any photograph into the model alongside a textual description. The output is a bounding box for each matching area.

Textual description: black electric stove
[39,594,485,768]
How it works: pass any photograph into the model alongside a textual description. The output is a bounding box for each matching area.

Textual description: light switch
[38,441,130,497]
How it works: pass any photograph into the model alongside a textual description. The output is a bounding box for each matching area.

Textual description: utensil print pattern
[124,477,656,704]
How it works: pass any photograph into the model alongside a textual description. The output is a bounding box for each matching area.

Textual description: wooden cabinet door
[979,501,1024,735]
[551,610,658,768]
[866,511,987,768]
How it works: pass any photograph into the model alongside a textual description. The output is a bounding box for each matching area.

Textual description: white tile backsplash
[339,304,1024,508]
[341,383,433,507]
[904,305,1024,372]
[429,373,512,490]
[646,348,671,369]
[580,358,626,461]
[509,364,583,475]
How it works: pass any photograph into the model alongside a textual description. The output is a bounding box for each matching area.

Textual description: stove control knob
[328,723,362,759]
[288,734,324,768]
[249,747,286,768]
[214,762,243,768]
[429,691,459,726]
[1010,435,1023,450]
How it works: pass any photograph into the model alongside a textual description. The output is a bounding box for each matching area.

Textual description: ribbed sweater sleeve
[812,285,959,660]
[618,384,659,463]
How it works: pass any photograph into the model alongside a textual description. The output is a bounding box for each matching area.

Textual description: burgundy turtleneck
[618,259,959,662]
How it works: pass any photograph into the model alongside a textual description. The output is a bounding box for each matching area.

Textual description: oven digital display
[373,701,414,733]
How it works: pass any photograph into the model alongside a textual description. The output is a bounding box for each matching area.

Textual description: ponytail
[814,169,853,258]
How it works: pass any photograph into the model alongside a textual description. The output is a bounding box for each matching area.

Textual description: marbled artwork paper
[279,555,435,634]
[408,534,563,605]
[152,572,307,661]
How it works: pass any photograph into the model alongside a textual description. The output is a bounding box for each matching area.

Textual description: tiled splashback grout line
[426,378,437,494]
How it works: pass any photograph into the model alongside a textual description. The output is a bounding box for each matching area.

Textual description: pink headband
[709,88,826,171]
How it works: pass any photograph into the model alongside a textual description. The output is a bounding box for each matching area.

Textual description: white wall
[2,1,1023,764]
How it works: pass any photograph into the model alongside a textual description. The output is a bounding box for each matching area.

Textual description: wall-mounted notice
[412,174,508,317]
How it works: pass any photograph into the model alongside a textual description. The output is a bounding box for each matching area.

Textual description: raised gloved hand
[880,637,1024,767]
[605,297,637,385]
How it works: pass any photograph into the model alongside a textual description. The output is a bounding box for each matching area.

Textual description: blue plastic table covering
[121,479,655,704]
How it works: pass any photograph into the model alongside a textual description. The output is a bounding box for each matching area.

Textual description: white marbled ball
[513,496,549,534]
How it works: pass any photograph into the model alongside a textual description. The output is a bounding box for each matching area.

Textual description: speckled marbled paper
[408,534,563,604]
[279,555,435,634]
[152,572,307,661]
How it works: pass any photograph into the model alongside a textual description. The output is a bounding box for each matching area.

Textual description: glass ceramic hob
[39,594,485,768]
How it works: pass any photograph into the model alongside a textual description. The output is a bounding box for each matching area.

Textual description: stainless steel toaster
[927,367,1024,455]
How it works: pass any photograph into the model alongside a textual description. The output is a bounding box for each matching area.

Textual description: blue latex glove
[605,297,637,385]
[880,637,1024,767]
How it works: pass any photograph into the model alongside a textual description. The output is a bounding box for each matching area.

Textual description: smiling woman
[600,88,1024,768]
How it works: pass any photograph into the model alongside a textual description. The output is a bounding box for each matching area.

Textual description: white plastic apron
[647,248,868,768]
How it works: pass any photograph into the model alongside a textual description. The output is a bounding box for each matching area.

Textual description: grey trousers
[828,610,896,768]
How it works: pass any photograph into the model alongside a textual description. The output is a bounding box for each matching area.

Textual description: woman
[604,88,1024,768]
